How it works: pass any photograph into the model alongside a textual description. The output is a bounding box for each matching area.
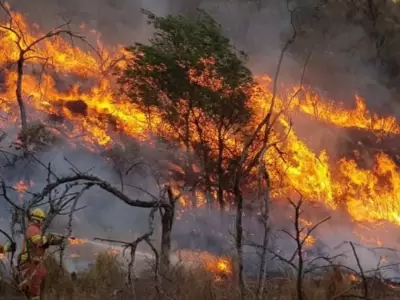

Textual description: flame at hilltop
[0,6,400,230]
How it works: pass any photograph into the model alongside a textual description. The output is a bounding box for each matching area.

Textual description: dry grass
[1,252,400,299]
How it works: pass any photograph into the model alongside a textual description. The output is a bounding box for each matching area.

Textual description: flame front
[0,8,400,240]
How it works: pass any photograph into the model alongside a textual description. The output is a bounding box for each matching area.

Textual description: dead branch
[40,182,88,232]
[144,238,165,298]
[0,181,24,212]
[58,184,91,268]
[0,1,91,134]
[269,197,331,300]
[159,185,177,273]
[255,146,271,300]
[29,173,170,208]
[350,242,369,299]
[95,202,160,296]
[232,2,298,297]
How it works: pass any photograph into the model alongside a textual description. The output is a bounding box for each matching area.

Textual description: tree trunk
[217,126,225,211]
[234,183,245,300]
[256,162,271,299]
[192,112,213,207]
[160,188,176,273]
[183,111,197,207]
[256,188,270,298]
[17,55,27,132]
[160,207,173,272]
[294,202,304,300]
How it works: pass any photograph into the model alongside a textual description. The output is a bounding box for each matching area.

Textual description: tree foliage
[119,9,253,124]
[118,10,256,207]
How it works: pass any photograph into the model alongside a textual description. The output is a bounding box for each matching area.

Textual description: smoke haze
[1,0,400,278]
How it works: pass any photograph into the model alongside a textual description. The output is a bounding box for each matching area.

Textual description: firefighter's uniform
[18,208,64,300]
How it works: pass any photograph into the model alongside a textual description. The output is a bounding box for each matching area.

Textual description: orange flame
[176,249,233,280]
[13,180,34,200]
[348,273,361,282]
[0,6,399,233]
[68,238,87,245]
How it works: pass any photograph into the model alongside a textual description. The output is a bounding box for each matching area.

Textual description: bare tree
[0,2,88,135]
[95,204,160,297]
[254,148,271,300]
[0,186,85,299]
[231,1,298,298]
[269,197,331,300]
[0,152,181,285]
[349,241,369,299]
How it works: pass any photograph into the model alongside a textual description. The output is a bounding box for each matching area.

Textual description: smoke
[0,0,399,280]
[6,0,395,107]
[1,132,400,278]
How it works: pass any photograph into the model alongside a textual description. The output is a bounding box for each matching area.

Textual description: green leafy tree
[118,10,254,209]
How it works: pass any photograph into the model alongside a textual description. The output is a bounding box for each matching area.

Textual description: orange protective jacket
[19,223,63,264]
[19,223,47,264]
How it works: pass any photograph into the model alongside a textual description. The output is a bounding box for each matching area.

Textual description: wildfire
[0,6,400,241]
[68,237,87,245]
[176,249,233,280]
[348,273,361,282]
[13,180,34,200]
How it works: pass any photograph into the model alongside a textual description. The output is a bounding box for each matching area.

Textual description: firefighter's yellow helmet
[30,208,46,222]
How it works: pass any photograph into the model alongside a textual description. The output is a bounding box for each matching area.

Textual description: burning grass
[1,252,400,299]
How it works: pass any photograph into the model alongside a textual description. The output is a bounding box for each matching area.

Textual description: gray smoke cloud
[6,0,395,109]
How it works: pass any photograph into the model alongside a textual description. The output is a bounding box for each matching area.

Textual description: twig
[350,242,369,299]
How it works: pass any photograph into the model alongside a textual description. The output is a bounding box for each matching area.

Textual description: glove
[41,234,51,249]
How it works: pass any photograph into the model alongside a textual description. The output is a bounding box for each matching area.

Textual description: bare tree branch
[350,242,369,299]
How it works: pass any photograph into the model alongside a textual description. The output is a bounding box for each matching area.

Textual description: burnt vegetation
[1,1,400,300]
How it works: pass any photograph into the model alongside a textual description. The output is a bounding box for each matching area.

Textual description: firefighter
[18,208,64,300]
[0,241,16,253]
